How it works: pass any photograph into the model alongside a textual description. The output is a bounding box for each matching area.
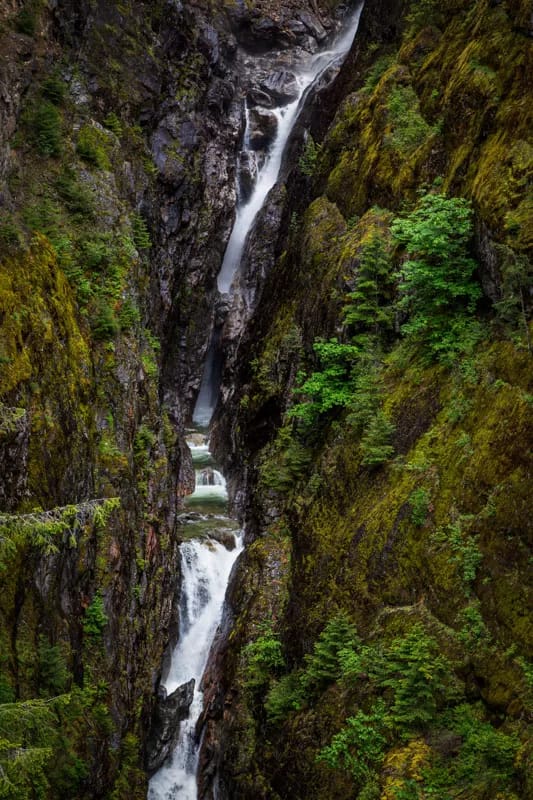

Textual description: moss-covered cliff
[204,1,532,798]
[1,0,531,797]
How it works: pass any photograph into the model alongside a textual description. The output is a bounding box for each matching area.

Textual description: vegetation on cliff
[209,1,532,798]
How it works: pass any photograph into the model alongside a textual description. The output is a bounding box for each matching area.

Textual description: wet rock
[247,87,273,108]
[260,69,299,104]
[248,107,278,150]
[238,151,257,200]
[207,78,234,115]
[145,679,195,774]
[297,10,328,42]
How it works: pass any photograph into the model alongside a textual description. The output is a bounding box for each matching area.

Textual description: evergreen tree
[391,193,481,359]
[301,613,359,694]
[343,232,393,337]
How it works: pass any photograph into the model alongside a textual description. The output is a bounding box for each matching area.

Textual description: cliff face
[1,0,531,798]
[202,1,533,798]
[0,0,350,797]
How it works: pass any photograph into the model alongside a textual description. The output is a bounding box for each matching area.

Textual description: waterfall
[148,530,243,800]
[149,6,363,799]
[217,3,364,295]
[148,439,243,800]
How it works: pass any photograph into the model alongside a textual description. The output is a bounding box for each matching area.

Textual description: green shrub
[343,231,393,336]
[103,112,123,137]
[380,624,458,731]
[360,410,395,466]
[77,125,111,169]
[289,339,360,423]
[54,168,94,217]
[91,300,119,340]
[409,487,431,526]
[391,193,481,360]
[33,101,62,156]
[15,2,39,36]
[83,592,108,638]
[387,85,433,154]
[42,74,66,105]
[36,636,69,697]
[118,298,141,331]
[265,672,305,722]
[363,55,395,93]
[301,613,359,695]
[299,135,321,176]
[131,212,152,250]
[318,701,389,784]
[243,624,284,691]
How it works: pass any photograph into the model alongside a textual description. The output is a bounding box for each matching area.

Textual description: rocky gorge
[0,0,532,799]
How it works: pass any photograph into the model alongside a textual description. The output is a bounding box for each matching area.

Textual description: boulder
[145,679,195,774]
[248,108,278,150]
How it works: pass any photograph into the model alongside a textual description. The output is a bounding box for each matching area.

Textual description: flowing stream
[149,6,363,798]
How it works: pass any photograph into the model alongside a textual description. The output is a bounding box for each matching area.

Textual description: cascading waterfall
[149,6,363,799]
[217,2,364,295]
[148,440,243,800]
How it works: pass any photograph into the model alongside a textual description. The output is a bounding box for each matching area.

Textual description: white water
[217,3,364,294]
[148,531,243,800]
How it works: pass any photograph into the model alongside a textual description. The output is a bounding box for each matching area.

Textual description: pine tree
[301,613,359,694]
[343,232,393,337]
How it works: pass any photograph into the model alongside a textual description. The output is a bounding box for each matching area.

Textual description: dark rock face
[260,69,299,104]
[0,407,29,511]
[248,107,278,149]
[146,679,195,774]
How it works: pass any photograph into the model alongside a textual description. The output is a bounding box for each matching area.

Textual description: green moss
[77,125,112,170]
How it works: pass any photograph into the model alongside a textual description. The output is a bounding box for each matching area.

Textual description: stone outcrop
[146,679,195,774]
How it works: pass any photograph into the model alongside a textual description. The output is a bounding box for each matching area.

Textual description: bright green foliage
[391,193,481,359]
[77,125,111,170]
[289,339,360,423]
[387,86,434,154]
[301,613,359,694]
[131,213,152,250]
[104,112,123,137]
[118,298,141,331]
[363,55,395,93]
[409,487,431,526]
[422,704,521,797]
[0,699,57,799]
[259,425,311,492]
[379,624,457,731]
[343,232,393,336]
[360,410,395,466]
[265,672,305,722]
[243,624,284,691]
[33,101,62,157]
[83,592,108,639]
[318,701,389,784]
[434,521,482,587]
[345,362,382,431]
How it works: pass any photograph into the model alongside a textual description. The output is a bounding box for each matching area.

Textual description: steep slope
[202,1,533,798]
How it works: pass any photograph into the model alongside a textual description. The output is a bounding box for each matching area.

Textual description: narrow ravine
[148,435,243,800]
[148,7,364,799]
